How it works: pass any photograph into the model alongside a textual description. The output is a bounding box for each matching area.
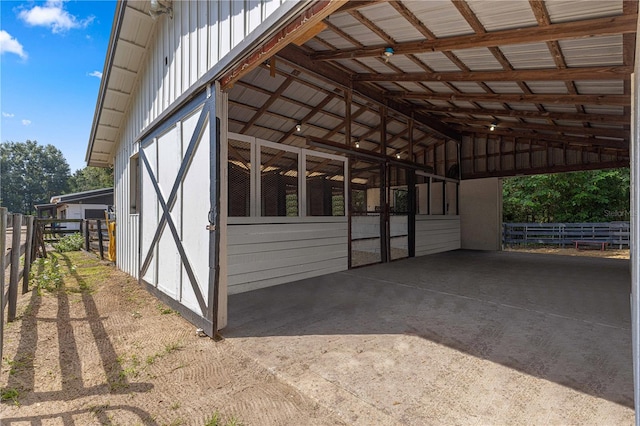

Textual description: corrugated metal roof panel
[403,1,475,38]
[414,52,460,72]
[574,80,624,95]
[334,59,372,74]
[466,0,537,31]
[500,43,556,69]
[559,35,623,67]
[545,0,622,23]
[451,48,503,71]
[316,30,359,50]
[326,13,386,46]
[541,104,581,112]
[359,2,425,43]
[396,82,429,93]
[422,82,454,93]
[526,81,569,94]
[384,56,429,73]
[356,56,397,73]
[583,106,625,115]
[479,102,513,109]
[450,82,488,93]
[508,104,540,112]
[483,82,524,93]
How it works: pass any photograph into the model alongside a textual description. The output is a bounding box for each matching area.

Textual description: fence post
[97,219,104,260]
[0,208,7,361]
[8,213,22,322]
[84,220,90,252]
[22,216,35,294]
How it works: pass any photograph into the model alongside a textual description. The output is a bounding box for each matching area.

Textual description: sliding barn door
[139,92,219,336]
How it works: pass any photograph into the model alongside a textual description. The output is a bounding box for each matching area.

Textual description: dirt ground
[0,251,344,426]
[504,245,630,259]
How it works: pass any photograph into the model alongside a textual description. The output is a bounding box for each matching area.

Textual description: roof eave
[85,0,128,168]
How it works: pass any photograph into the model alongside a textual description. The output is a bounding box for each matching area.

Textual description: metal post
[0,208,7,360]
[630,64,640,426]
[84,220,90,252]
[97,219,104,260]
[22,216,35,294]
[8,213,21,321]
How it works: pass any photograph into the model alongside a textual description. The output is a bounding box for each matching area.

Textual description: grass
[1,388,20,406]
[204,412,242,426]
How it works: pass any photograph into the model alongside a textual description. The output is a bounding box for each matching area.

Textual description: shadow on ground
[225,250,633,415]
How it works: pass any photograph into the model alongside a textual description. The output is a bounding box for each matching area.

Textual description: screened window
[228,139,252,217]
[226,134,347,219]
[261,145,298,217]
[306,155,345,216]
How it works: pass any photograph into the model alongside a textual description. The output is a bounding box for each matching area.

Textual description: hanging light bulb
[355,141,360,148]
[396,153,401,159]
[489,122,497,131]
[383,47,394,63]
[295,123,302,132]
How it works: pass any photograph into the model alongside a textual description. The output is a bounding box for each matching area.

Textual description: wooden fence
[1,208,36,362]
[503,222,630,248]
[1,212,114,362]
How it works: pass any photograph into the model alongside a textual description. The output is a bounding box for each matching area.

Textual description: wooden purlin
[311,14,637,60]
[385,92,630,106]
[220,0,345,89]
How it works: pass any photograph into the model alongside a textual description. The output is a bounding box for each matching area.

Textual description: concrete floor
[224,250,634,425]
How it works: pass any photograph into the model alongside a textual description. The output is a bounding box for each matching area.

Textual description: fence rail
[1,208,36,363]
[2,213,114,362]
[503,222,630,248]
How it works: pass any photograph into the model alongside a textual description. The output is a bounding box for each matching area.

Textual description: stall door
[139,93,218,336]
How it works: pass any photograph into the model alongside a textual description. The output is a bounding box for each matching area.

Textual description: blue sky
[1,0,116,172]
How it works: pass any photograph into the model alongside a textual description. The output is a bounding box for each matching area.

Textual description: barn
[86,0,638,415]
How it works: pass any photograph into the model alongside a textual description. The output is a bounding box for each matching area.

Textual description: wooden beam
[442,117,629,139]
[220,0,344,88]
[386,91,630,106]
[462,160,629,179]
[277,45,462,141]
[335,0,384,14]
[311,14,637,61]
[418,105,630,125]
[464,127,629,150]
[353,66,631,82]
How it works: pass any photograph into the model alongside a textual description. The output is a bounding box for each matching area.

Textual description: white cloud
[22,119,31,126]
[0,30,27,59]
[19,0,95,34]
[88,70,102,79]
[2,112,15,118]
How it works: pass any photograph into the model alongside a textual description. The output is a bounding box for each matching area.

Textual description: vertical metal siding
[112,0,285,279]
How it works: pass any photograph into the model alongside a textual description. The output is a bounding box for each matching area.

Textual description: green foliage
[53,233,84,252]
[0,140,70,214]
[31,256,64,293]
[204,412,242,426]
[503,168,630,223]
[68,166,113,192]
[0,387,20,405]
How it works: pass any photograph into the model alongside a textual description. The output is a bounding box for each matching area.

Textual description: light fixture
[489,122,497,131]
[149,0,173,19]
[396,153,401,159]
[355,141,360,148]
[295,123,302,132]
[383,47,394,63]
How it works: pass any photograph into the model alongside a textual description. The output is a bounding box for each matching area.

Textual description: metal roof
[88,0,637,172]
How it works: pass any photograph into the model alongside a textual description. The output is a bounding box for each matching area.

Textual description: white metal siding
[227,220,349,294]
[113,0,286,279]
[415,216,461,256]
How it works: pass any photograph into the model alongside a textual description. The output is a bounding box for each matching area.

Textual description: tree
[0,140,71,214]
[503,168,630,223]
[68,166,113,193]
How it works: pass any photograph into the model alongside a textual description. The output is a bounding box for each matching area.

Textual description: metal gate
[138,91,219,336]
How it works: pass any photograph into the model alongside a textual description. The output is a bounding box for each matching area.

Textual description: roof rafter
[311,14,637,60]
[385,92,629,106]
[353,66,631,82]
[417,105,630,124]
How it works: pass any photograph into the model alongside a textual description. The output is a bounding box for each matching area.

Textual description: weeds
[53,233,84,252]
[204,412,242,426]
[31,256,63,293]
[1,388,20,406]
